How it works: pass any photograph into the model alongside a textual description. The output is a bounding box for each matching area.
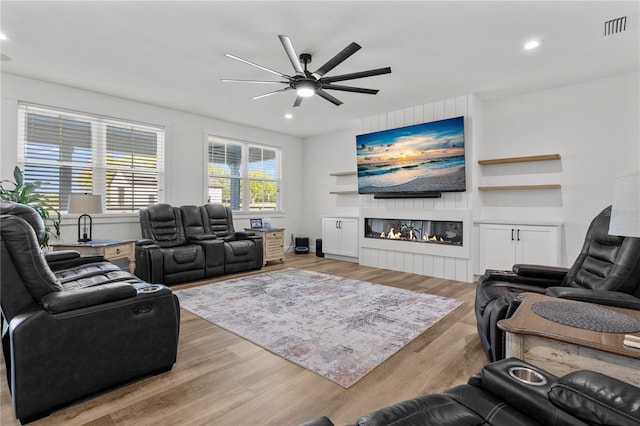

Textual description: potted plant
[0,165,61,247]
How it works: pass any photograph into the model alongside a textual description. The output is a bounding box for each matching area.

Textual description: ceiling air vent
[604,16,627,36]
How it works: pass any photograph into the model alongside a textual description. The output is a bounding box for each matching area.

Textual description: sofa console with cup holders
[0,202,180,424]
[300,357,640,426]
[135,203,263,285]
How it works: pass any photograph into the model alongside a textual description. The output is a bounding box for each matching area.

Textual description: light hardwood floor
[0,254,488,426]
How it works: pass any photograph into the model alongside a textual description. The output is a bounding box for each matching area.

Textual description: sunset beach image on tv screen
[356,116,465,194]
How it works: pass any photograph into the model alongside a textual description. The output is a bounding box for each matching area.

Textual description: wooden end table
[51,239,136,273]
[245,228,285,265]
[498,292,640,386]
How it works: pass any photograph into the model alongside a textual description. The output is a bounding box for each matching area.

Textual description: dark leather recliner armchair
[199,203,264,273]
[0,202,180,423]
[136,203,208,284]
[475,206,640,361]
[301,357,640,426]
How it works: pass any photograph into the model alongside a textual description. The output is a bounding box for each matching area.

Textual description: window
[207,136,280,212]
[17,103,164,213]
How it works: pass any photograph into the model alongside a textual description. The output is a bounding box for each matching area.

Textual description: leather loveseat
[475,205,640,361]
[0,202,180,424]
[300,357,640,426]
[135,203,263,285]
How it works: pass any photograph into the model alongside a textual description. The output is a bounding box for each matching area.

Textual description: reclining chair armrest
[45,250,80,262]
[187,234,218,241]
[41,283,138,314]
[137,238,158,247]
[513,264,569,281]
[545,287,640,310]
[235,231,255,239]
[46,252,106,271]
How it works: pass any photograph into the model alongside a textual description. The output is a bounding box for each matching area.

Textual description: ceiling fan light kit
[222,35,391,107]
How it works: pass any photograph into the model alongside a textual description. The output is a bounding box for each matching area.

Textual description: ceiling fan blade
[225,53,291,79]
[320,67,392,84]
[293,96,303,108]
[252,87,292,100]
[221,79,288,84]
[313,42,361,77]
[322,84,379,95]
[316,89,343,106]
[279,35,304,75]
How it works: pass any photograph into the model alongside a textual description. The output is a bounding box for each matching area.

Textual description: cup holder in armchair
[508,366,548,386]
[138,285,163,294]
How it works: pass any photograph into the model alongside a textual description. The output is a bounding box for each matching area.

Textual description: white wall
[1,73,305,243]
[303,72,639,278]
[479,71,639,263]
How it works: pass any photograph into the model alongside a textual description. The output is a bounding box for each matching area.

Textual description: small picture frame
[250,218,263,229]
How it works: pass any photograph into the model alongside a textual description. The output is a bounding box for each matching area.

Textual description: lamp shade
[68,194,103,214]
[609,172,640,237]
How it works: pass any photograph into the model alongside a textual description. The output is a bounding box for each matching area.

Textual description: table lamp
[609,172,640,237]
[68,193,103,242]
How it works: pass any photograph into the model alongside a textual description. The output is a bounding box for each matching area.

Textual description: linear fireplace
[365,217,463,246]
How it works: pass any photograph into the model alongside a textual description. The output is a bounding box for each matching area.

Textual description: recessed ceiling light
[0,32,7,41]
[524,40,540,50]
[284,113,293,119]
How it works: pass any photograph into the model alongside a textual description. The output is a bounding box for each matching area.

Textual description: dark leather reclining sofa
[135,203,264,285]
[301,358,640,426]
[0,202,180,424]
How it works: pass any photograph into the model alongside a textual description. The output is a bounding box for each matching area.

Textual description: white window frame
[205,134,282,213]
[17,102,165,213]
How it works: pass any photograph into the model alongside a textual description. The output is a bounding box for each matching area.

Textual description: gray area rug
[176,267,462,387]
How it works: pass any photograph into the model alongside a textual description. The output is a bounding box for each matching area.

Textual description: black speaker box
[316,238,324,257]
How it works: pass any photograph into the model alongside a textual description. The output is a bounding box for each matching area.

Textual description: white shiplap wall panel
[455,258,469,282]
[423,103,434,123]
[434,256,445,278]
[357,95,473,283]
[404,107,415,126]
[444,257,457,280]
[424,255,435,277]
[414,104,424,125]
[434,101,445,120]
[361,116,371,134]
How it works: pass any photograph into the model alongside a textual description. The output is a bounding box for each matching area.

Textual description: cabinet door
[322,218,341,255]
[338,218,358,258]
[479,224,516,271]
[515,226,559,266]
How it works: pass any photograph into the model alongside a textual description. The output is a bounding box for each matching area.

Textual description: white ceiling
[1,1,638,138]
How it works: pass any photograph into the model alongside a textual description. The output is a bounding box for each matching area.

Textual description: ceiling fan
[221,35,391,107]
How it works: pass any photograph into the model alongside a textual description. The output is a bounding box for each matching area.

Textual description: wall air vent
[604,16,627,36]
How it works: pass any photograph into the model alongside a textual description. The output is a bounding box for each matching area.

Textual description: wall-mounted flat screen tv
[356,116,465,195]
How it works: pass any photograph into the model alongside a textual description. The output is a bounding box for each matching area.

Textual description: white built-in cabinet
[322,217,359,259]
[477,222,562,272]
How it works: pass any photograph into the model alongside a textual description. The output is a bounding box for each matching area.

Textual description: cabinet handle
[511,229,515,241]
[517,229,520,241]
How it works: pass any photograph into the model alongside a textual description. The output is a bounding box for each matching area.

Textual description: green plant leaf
[13,166,23,187]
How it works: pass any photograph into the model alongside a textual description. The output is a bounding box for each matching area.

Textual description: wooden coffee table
[498,292,640,386]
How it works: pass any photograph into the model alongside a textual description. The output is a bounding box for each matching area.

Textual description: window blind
[17,103,164,213]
